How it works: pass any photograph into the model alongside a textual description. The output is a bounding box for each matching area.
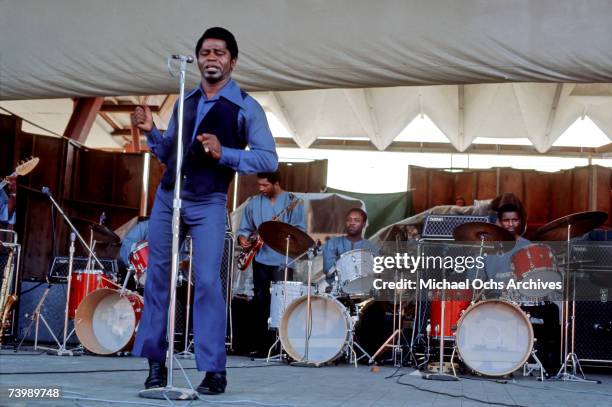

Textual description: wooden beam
[98,112,121,131]
[112,128,166,136]
[63,97,104,143]
[100,104,160,113]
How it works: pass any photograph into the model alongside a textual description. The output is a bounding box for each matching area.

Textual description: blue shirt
[0,189,16,225]
[146,79,278,177]
[237,192,306,267]
[323,236,379,275]
[119,220,149,266]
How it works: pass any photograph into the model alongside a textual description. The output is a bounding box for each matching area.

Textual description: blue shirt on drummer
[145,79,278,193]
[0,189,16,226]
[237,192,306,267]
[323,236,379,275]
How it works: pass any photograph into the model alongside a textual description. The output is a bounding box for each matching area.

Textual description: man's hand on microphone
[131,105,154,132]
[196,133,222,160]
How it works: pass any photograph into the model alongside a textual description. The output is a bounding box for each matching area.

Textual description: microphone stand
[139,54,197,401]
[41,187,105,271]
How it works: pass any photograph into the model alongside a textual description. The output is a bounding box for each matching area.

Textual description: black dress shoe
[197,371,227,395]
[144,359,167,389]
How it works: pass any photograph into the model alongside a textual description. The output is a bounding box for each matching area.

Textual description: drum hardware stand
[266,235,299,363]
[423,265,458,381]
[523,349,547,382]
[371,235,409,367]
[177,237,195,359]
[139,54,197,400]
[551,224,598,384]
[39,233,81,356]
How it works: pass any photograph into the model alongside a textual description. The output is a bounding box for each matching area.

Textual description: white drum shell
[269,281,306,328]
[335,249,375,296]
[455,300,533,377]
[279,294,351,365]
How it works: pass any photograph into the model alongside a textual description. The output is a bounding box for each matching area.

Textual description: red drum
[429,289,471,338]
[129,241,148,286]
[511,244,561,298]
[69,270,113,318]
[74,288,144,355]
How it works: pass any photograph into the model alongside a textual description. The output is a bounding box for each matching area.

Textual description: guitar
[1,157,40,191]
[237,195,302,271]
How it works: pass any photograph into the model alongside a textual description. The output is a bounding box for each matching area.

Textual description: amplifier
[422,215,489,240]
[15,281,79,345]
[575,300,612,363]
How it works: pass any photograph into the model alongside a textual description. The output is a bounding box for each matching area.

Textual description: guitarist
[237,170,305,357]
[0,175,17,230]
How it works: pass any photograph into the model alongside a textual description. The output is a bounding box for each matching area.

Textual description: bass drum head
[456,300,533,377]
[75,288,142,355]
[279,295,350,365]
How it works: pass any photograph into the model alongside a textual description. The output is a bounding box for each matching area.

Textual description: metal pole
[140,54,197,400]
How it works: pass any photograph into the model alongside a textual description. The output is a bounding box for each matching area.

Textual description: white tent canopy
[1,1,612,152]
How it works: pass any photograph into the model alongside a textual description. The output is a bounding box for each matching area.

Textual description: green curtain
[325,188,412,238]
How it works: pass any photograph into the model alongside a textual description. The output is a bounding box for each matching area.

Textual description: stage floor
[1,350,611,407]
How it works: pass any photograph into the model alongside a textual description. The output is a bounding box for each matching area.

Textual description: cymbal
[258,221,314,258]
[532,211,608,241]
[72,218,121,244]
[453,222,514,243]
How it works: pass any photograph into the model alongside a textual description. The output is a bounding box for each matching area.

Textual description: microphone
[171,55,194,63]
[70,232,76,243]
[99,212,106,225]
[41,186,51,196]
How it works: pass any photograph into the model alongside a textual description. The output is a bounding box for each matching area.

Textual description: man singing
[131,27,277,395]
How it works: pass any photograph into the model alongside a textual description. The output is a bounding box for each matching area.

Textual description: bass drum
[279,295,351,365]
[74,288,143,355]
[455,300,533,377]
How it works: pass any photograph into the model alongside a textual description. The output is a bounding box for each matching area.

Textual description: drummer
[481,193,530,284]
[323,208,379,286]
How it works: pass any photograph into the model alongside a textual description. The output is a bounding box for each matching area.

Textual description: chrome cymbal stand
[551,223,598,383]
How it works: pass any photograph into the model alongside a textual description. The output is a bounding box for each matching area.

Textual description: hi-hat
[258,221,314,258]
[72,218,121,244]
[453,222,514,243]
[532,211,608,241]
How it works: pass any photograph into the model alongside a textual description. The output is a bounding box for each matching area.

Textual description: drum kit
[416,210,607,382]
[256,221,383,366]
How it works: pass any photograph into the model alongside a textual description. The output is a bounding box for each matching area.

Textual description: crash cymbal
[532,211,608,241]
[453,222,514,243]
[258,221,314,258]
[72,218,121,244]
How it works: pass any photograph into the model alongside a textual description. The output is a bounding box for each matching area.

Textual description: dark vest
[160,91,248,196]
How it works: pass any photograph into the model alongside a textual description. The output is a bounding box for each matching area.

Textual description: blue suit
[133,79,277,372]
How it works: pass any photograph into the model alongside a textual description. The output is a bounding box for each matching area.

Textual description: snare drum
[511,244,561,298]
[279,294,352,365]
[129,241,148,286]
[336,249,375,297]
[455,299,533,376]
[69,270,113,318]
[269,281,306,328]
[74,288,143,355]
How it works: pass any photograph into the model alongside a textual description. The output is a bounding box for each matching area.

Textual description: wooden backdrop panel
[408,166,429,215]
[571,167,590,214]
[523,171,551,225]
[498,169,525,202]
[428,170,455,207]
[475,170,497,200]
[454,171,477,205]
[235,160,328,208]
[594,166,612,215]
